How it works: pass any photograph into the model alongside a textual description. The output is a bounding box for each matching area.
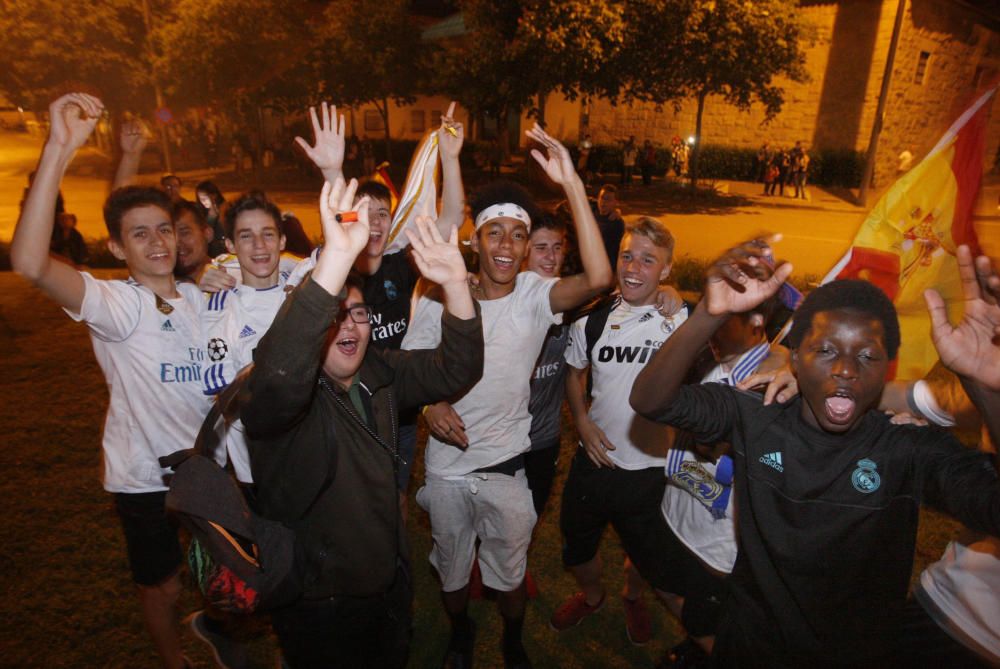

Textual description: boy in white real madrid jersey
[551,216,687,644]
[201,192,290,484]
[11,93,208,669]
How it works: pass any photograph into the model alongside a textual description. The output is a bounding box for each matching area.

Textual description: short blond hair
[624,216,675,262]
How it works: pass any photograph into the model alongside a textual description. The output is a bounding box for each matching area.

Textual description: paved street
[3,130,997,278]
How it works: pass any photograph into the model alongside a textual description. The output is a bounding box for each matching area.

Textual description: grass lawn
[0,270,962,668]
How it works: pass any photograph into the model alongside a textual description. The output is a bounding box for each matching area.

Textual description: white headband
[474,202,531,231]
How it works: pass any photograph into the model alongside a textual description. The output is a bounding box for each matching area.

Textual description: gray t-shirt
[528,323,570,449]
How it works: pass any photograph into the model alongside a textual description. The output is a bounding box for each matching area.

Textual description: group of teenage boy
[12,91,1000,669]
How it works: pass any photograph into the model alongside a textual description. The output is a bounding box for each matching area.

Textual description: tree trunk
[536,91,548,127]
[689,90,706,189]
[377,97,392,164]
[497,107,510,161]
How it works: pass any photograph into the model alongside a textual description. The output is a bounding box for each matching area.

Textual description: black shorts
[114,491,183,586]
[559,451,666,569]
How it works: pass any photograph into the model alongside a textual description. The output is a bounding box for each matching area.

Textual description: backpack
[158,377,306,614]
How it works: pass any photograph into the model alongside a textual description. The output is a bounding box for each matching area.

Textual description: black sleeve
[652,382,740,446]
[382,303,485,411]
[912,430,1000,537]
[242,278,341,439]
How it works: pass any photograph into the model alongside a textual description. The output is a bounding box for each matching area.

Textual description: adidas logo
[638,312,654,323]
[238,325,257,339]
[160,320,175,332]
[759,452,784,472]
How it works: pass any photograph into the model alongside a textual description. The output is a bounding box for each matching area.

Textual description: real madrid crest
[851,458,881,494]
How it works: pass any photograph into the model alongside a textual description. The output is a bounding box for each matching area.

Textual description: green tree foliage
[155,0,321,108]
[429,0,626,148]
[621,0,810,184]
[314,0,425,160]
[0,0,149,110]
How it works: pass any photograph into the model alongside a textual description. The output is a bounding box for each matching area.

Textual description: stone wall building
[532,0,1000,187]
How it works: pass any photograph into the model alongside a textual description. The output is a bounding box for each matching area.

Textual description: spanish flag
[821,86,995,380]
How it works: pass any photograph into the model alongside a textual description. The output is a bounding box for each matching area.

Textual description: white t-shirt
[660,340,769,573]
[402,271,559,478]
[214,251,302,284]
[919,538,1000,663]
[65,273,213,493]
[565,299,688,470]
[203,278,289,482]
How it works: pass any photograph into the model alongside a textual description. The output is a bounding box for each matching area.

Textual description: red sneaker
[549,591,605,631]
[622,595,652,645]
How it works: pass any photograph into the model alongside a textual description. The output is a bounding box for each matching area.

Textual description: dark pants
[641,165,653,186]
[524,438,560,517]
[272,567,412,669]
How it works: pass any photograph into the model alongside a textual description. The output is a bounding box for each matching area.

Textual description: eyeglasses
[338,304,373,324]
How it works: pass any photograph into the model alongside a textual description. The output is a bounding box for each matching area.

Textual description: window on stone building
[364,110,384,132]
[431,110,443,128]
[914,51,931,85]
[411,110,426,133]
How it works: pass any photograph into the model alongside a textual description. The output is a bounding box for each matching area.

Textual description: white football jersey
[66,273,213,493]
[202,277,289,482]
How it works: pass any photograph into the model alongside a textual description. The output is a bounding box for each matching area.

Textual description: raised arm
[111,118,148,190]
[295,102,345,185]
[436,101,466,239]
[925,245,1000,447]
[526,124,613,313]
[11,93,104,312]
[243,177,370,437]
[631,236,792,418]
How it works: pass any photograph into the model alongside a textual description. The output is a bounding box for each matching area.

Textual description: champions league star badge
[851,458,881,493]
[155,294,174,315]
[207,338,229,362]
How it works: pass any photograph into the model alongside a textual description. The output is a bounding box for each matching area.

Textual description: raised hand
[925,245,1000,390]
[295,102,345,173]
[47,93,103,155]
[405,215,464,287]
[526,123,579,186]
[119,118,148,156]
[318,177,370,261]
[437,101,464,160]
[704,235,793,317]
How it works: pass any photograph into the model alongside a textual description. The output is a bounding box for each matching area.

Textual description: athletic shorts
[559,451,666,569]
[114,491,183,586]
[416,469,537,592]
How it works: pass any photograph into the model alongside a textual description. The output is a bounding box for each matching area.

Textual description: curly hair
[470,180,542,227]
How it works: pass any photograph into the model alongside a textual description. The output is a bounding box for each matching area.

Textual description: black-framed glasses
[339,304,373,324]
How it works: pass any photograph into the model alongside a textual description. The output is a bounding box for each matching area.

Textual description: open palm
[295,102,345,171]
[406,216,465,286]
[926,246,1000,390]
[526,123,577,185]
